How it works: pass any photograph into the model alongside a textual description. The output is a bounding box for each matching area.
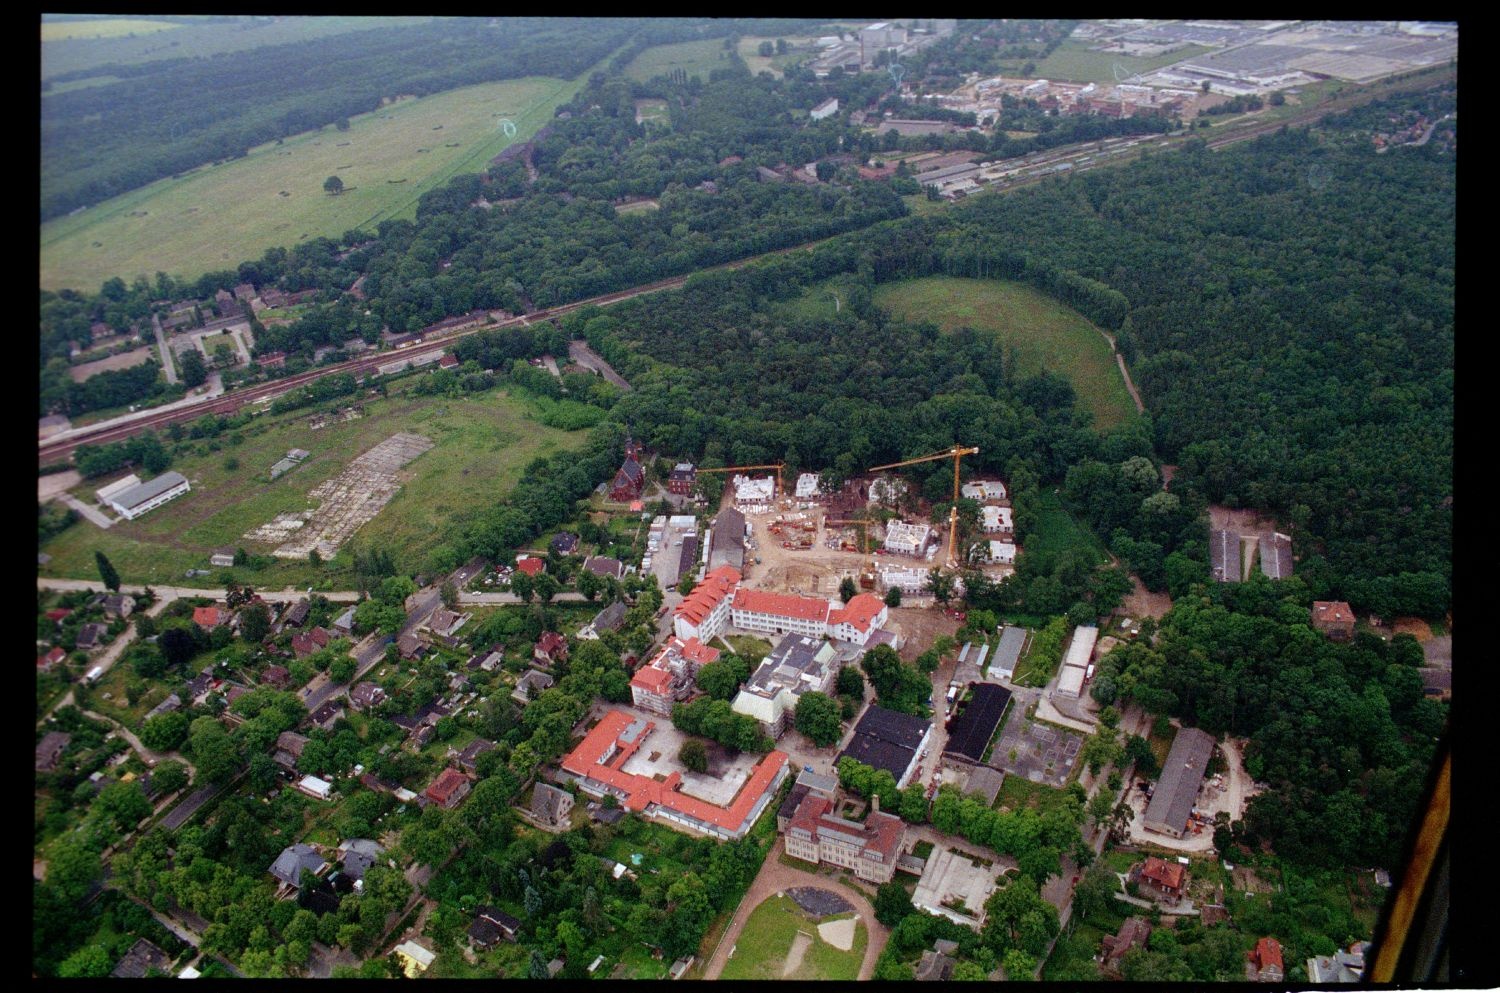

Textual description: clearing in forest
[872,276,1139,432]
[41,75,577,292]
[623,38,736,83]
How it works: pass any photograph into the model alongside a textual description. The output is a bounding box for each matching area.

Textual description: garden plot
[992,710,1083,788]
[245,432,433,559]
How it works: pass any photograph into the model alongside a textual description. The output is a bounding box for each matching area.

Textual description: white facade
[885,521,931,556]
[733,474,776,508]
[95,474,141,505]
[981,505,1013,533]
[985,540,1016,564]
[810,98,839,120]
[675,593,732,643]
[297,775,334,800]
[110,472,191,520]
[1063,625,1098,671]
[880,565,928,595]
[828,599,889,645]
[961,480,1007,501]
[731,602,829,638]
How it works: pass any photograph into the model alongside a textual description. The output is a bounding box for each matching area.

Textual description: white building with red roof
[827,593,889,646]
[673,566,741,642]
[784,792,906,884]
[731,587,831,638]
[630,637,720,716]
[559,710,789,841]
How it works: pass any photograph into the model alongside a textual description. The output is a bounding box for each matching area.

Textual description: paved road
[458,591,589,605]
[57,492,115,529]
[702,837,889,981]
[153,313,178,385]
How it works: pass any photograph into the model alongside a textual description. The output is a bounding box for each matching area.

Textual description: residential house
[102,593,135,618]
[1100,917,1153,973]
[468,647,505,672]
[468,906,522,949]
[960,480,1007,501]
[514,555,545,577]
[534,631,569,668]
[883,521,930,556]
[36,731,71,772]
[512,668,555,703]
[193,605,230,629]
[631,636,720,716]
[1136,856,1188,899]
[37,646,66,673]
[578,600,628,641]
[1307,940,1370,984]
[914,938,958,981]
[980,505,1013,534]
[308,699,345,730]
[668,462,696,495]
[336,838,383,889]
[674,566,741,642]
[583,555,625,580]
[296,775,334,800]
[550,531,580,555]
[426,767,474,809]
[261,664,291,689]
[282,598,311,628]
[827,592,888,646]
[350,681,387,712]
[269,843,328,889]
[76,622,109,650]
[111,938,174,979]
[274,731,310,771]
[453,738,495,775]
[984,540,1017,564]
[1246,936,1285,982]
[531,782,576,827]
[784,793,906,884]
[426,608,470,643]
[394,940,436,978]
[291,626,332,658]
[143,692,182,722]
[396,632,426,660]
[332,605,357,636]
[1312,601,1356,640]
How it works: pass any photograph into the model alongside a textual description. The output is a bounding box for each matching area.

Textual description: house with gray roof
[338,838,383,883]
[453,738,496,774]
[274,731,310,771]
[36,731,71,772]
[512,668,554,704]
[76,622,109,650]
[105,470,191,520]
[1142,726,1216,837]
[144,693,183,722]
[578,600,628,641]
[269,843,328,889]
[531,782,576,827]
[111,938,173,978]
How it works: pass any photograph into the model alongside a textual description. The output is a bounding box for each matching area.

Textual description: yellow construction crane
[693,463,787,501]
[867,445,980,568]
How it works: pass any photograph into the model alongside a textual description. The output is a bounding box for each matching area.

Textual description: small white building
[981,505,1013,533]
[880,565,928,595]
[961,479,1007,502]
[732,474,776,509]
[795,472,821,499]
[885,521,931,556]
[984,540,1016,564]
[296,775,334,801]
[106,471,191,520]
[810,97,839,120]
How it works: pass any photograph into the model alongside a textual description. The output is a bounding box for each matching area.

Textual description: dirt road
[702,838,889,981]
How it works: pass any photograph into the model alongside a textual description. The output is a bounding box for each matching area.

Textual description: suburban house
[332,606,357,636]
[453,738,495,774]
[731,587,831,639]
[193,605,231,629]
[631,636,720,716]
[280,602,310,633]
[274,731,310,771]
[674,566,741,642]
[269,843,328,890]
[211,548,236,568]
[261,664,291,689]
[1100,917,1153,973]
[110,938,174,979]
[291,626,332,658]
[426,608,470,642]
[396,632,426,661]
[394,940,436,978]
[668,462,697,495]
[837,705,931,789]
[425,767,474,809]
[549,531,580,556]
[583,555,625,580]
[531,782,576,827]
[514,556,545,577]
[578,600,628,641]
[1135,856,1188,899]
[1312,600,1356,640]
[1246,936,1285,982]
[36,731,71,773]
[783,792,906,884]
[296,774,334,800]
[349,681,387,712]
[730,635,837,738]
[336,838,383,888]
[101,593,135,618]
[468,906,522,949]
[37,646,66,673]
[512,668,555,703]
[533,631,569,668]
[558,710,789,841]
[914,938,959,981]
[308,699,345,730]
[1142,726,1216,837]
[75,622,109,650]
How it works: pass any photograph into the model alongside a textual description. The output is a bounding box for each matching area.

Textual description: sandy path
[782,930,812,977]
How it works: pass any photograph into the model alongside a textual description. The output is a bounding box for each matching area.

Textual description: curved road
[703,838,889,980]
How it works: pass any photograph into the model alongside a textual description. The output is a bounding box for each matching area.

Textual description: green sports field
[719,894,866,981]
[40,75,578,292]
[38,382,588,588]
[872,277,1139,431]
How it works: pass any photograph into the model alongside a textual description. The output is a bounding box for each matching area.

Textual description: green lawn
[724,635,772,660]
[872,277,1138,431]
[996,773,1067,813]
[735,36,816,79]
[623,39,737,83]
[39,383,589,586]
[41,75,582,292]
[1019,39,1216,83]
[720,895,865,980]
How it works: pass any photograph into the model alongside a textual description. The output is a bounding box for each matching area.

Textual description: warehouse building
[102,471,191,520]
[838,705,931,788]
[1142,726,1216,837]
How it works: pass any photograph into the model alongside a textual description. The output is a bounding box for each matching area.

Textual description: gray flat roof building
[709,507,747,572]
[1142,726,1216,838]
[1259,532,1293,580]
[1210,528,1241,583]
[989,627,1027,680]
[108,471,190,520]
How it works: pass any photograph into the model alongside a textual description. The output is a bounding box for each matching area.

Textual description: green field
[873,277,1139,431]
[720,895,866,981]
[624,38,737,83]
[1027,489,1108,565]
[38,382,588,587]
[1022,40,1216,83]
[40,75,580,292]
[41,18,182,41]
[736,36,815,78]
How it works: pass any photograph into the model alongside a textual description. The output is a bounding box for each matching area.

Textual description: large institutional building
[673,566,741,642]
[730,635,837,738]
[630,636,720,716]
[784,792,906,883]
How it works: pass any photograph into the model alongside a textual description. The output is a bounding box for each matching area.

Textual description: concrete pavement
[57,492,115,529]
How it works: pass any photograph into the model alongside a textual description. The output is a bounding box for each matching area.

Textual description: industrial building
[1210,528,1241,582]
[1141,726,1216,837]
[730,635,837,738]
[707,508,747,572]
[1259,532,1293,579]
[1055,625,1098,699]
[97,471,191,520]
[943,683,1012,764]
[988,627,1027,682]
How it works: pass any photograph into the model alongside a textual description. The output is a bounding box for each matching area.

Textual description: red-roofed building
[515,556,545,577]
[609,453,645,503]
[731,588,830,638]
[1312,601,1355,640]
[193,606,230,629]
[630,636,720,716]
[559,710,789,841]
[425,767,474,809]
[38,646,67,672]
[827,593,889,645]
[1137,856,1187,898]
[45,608,70,623]
[674,566,741,642]
[784,793,906,884]
[439,354,459,369]
[290,627,332,659]
[1246,936,1285,982]
[534,631,569,668]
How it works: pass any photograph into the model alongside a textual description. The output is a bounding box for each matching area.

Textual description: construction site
[243,431,434,559]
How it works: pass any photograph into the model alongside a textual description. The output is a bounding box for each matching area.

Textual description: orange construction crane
[867,445,980,568]
[693,463,786,501]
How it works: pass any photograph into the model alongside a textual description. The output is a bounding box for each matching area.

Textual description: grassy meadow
[1022,40,1215,83]
[623,38,738,83]
[872,277,1139,431]
[41,75,579,292]
[41,18,182,41]
[719,895,866,981]
[39,382,588,588]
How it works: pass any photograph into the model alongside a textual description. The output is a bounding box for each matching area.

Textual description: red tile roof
[1141,856,1186,890]
[675,566,741,624]
[732,587,830,623]
[828,593,884,633]
[562,710,787,833]
[631,665,674,694]
[1312,601,1354,624]
[535,631,568,658]
[788,794,905,862]
[680,637,719,666]
[193,606,226,628]
[1249,937,1283,971]
[38,646,66,669]
[515,557,545,576]
[426,767,473,805]
[45,608,70,622]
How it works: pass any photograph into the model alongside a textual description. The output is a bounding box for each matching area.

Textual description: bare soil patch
[68,346,154,383]
[1392,617,1432,641]
[1208,504,1281,534]
[1118,573,1172,621]
[782,931,812,977]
